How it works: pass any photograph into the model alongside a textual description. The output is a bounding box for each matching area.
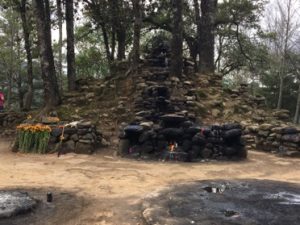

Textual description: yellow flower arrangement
[16,123,52,154]
[17,123,51,133]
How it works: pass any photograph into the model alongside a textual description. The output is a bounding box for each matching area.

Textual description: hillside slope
[55,60,300,157]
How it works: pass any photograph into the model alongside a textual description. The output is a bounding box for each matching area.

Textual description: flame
[170,144,175,152]
[169,142,177,152]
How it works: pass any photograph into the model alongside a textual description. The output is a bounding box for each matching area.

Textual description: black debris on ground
[142,180,300,225]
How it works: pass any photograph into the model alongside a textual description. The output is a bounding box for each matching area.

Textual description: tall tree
[66,0,76,91]
[193,0,201,72]
[7,6,15,108]
[289,52,300,124]
[56,0,63,92]
[34,0,61,107]
[132,0,142,71]
[294,78,300,123]
[19,0,34,110]
[170,0,183,77]
[199,0,217,73]
[276,0,293,109]
[109,0,117,60]
[215,0,266,76]
[16,32,24,109]
[116,1,127,60]
[83,0,130,62]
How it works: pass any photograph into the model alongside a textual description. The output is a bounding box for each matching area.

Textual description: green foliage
[76,48,109,78]
[141,31,171,56]
[0,0,299,123]
[217,0,266,28]
[259,51,300,111]
[216,0,268,74]
[75,25,110,78]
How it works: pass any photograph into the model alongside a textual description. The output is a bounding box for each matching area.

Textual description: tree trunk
[7,13,15,109]
[6,73,12,109]
[16,35,24,110]
[193,0,201,71]
[186,37,198,72]
[34,0,61,107]
[20,0,33,111]
[294,81,300,124]
[132,0,142,71]
[215,35,224,73]
[111,28,116,61]
[56,0,63,93]
[116,1,126,60]
[101,23,111,63]
[276,0,291,110]
[170,0,183,77]
[117,28,126,60]
[277,75,283,109]
[110,0,118,61]
[66,0,76,91]
[199,0,217,74]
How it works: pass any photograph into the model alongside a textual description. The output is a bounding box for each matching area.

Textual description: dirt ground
[0,138,300,225]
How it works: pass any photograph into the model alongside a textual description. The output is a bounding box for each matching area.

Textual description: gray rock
[78,139,93,144]
[77,121,92,129]
[201,148,213,159]
[170,76,180,82]
[258,131,270,137]
[116,105,126,113]
[81,133,94,140]
[186,96,196,101]
[281,134,300,143]
[70,134,79,142]
[100,138,110,147]
[186,101,196,106]
[62,140,76,152]
[77,129,89,135]
[259,124,274,131]
[184,81,192,85]
[85,92,95,99]
[210,100,223,107]
[135,111,152,117]
[75,142,94,154]
[211,109,221,117]
[140,121,154,129]
[137,83,147,89]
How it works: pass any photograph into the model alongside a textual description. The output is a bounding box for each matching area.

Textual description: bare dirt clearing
[0,138,299,225]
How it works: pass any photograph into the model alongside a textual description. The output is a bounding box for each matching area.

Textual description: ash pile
[0,191,37,219]
[119,115,246,162]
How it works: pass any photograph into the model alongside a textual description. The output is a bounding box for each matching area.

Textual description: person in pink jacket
[0,91,4,112]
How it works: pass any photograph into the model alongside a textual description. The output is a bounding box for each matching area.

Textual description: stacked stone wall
[243,123,300,157]
[49,121,104,154]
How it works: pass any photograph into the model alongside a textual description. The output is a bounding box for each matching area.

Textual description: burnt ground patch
[0,187,86,225]
[142,179,300,225]
[0,191,37,219]
[0,187,146,225]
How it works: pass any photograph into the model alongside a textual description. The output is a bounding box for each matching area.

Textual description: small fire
[169,142,177,152]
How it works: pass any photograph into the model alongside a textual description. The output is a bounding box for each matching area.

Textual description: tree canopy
[0,0,300,122]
